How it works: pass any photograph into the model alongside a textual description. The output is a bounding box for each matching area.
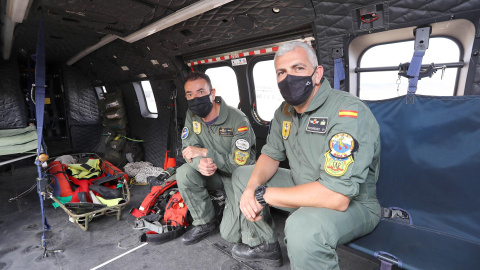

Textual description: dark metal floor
[0,165,379,270]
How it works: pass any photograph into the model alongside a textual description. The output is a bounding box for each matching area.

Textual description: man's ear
[211,88,216,100]
[314,66,324,85]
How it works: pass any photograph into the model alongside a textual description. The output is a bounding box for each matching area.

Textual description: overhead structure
[66,0,233,65]
[1,0,33,60]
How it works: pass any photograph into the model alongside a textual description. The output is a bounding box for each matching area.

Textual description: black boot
[181,220,219,245]
[231,241,283,267]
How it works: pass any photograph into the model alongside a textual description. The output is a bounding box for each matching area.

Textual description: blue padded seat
[348,95,480,269]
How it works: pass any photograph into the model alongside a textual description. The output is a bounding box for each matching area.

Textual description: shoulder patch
[181,127,189,140]
[329,133,355,158]
[324,151,353,177]
[235,139,250,151]
[234,150,249,165]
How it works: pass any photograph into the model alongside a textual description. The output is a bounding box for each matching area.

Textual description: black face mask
[187,94,213,118]
[277,70,316,106]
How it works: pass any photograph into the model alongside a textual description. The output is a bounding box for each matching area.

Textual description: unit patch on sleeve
[235,139,250,151]
[219,127,234,136]
[306,117,328,134]
[329,133,355,158]
[339,110,358,118]
[193,121,202,134]
[234,150,249,165]
[324,151,353,177]
[282,121,292,140]
[181,127,189,140]
[237,126,248,132]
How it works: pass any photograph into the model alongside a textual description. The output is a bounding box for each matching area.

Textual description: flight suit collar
[287,78,332,115]
[191,96,228,125]
[213,96,228,125]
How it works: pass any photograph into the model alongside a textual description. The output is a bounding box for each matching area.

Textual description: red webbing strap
[131,180,177,218]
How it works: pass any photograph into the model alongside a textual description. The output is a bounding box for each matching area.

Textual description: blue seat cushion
[349,220,480,270]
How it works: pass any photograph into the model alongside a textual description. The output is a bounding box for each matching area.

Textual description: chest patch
[306,117,328,134]
[282,121,292,140]
[219,127,234,136]
[193,121,201,134]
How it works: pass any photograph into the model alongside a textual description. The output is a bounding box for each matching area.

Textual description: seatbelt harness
[405,26,431,104]
[332,48,345,90]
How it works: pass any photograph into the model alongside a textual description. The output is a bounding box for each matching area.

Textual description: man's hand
[198,158,217,176]
[239,185,264,222]
[182,146,208,163]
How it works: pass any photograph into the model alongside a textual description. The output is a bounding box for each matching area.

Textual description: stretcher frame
[46,153,130,231]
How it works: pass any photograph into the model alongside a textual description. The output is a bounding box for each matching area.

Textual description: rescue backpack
[131,179,191,244]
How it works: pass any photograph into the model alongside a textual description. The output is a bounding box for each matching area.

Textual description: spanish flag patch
[339,110,358,118]
[237,126,248,132]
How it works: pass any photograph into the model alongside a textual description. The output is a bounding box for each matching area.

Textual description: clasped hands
[182,146,217,176]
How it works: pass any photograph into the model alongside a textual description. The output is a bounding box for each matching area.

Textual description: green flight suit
[177,97,256,239]
[231,79,381,270]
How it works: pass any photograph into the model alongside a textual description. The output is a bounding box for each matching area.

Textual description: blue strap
[27,57,35,122]
[35,17,46,165]
[333,58,345,90]
[34,15,51,247]
[406,50,425,103]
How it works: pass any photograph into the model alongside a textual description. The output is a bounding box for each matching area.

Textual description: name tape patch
[219,127,234,136]
[306,117,328,134]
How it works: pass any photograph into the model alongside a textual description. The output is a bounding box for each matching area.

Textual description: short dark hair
[185,72,213,92]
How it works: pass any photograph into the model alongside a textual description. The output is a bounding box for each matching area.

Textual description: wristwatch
[254,185,268,206]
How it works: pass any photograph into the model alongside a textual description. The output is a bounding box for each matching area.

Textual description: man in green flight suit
[229,41,381,269]
[177,72,256,245]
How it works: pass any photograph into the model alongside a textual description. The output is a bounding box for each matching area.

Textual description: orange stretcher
[46,153,130,231]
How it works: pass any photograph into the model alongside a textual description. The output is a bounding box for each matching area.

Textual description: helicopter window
[132,80,158,118]
[359,37,460,100]
[205,66,240,108]
[252,60,283,121]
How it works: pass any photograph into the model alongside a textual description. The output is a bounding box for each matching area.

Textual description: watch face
[255,185,266,196]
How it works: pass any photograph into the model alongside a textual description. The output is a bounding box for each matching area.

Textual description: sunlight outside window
[253,60,284,121]
[141,80,158,114]
[360,38,460,100]
[205,66,240,108]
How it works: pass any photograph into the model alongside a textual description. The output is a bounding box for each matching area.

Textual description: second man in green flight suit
[177,72,256,245]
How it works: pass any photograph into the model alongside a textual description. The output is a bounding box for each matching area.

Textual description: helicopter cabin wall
[310,0,480,95]
[115,79,178,167]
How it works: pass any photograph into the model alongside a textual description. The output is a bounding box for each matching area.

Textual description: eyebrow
[185,87,206,94]
[276,62,307,72]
